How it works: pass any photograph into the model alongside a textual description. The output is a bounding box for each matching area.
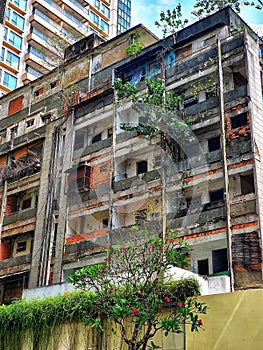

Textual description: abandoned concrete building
[0,6,262,302]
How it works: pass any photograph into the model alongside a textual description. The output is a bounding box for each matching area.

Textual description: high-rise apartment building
[0,7,262,302]
[0,0,131,96]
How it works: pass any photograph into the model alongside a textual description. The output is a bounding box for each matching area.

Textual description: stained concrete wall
[187,289,263,350]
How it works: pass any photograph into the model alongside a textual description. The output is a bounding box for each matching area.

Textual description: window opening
[208,136,221,152]
[92,132,102,144]
[212,248,228,274]
[240,173,255,195]
[198,259,209,275]
[209,189,224,202]
[231,113,248,129]
[137,160,147,175]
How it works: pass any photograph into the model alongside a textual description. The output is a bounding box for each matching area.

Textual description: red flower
[177,302,184,307]
[101,265,106,269]
[165,297,171,303]
[157,305,162,311]
[198,319,203,326]
[132,308,139,314]
[122,247,127,251]
[106,257,111,262]
[147,246,151,252]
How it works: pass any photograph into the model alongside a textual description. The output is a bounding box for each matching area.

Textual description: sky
[131,0,263,38]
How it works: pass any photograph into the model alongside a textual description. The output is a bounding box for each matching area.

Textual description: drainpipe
[88,54,93,92]
[108,69,117,242]
[218,38,234,292]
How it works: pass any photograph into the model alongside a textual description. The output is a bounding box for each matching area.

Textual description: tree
[192,0,263,18]
[69,234,207,350]
[155,4,189,44]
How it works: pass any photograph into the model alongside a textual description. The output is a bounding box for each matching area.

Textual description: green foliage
[113,78,139,101]
[155,4,189,42]
[192,0,262,18]
[114,77,193,147]
[69,235,207,350]
[0,291,89,350]
[126,34,145,57]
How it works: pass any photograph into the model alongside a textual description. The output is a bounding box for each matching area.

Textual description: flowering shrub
[69,233,207,350]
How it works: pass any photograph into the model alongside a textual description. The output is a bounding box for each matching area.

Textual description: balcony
[113,169,160,193]
[51,0,89,22]
[3,208,37,227]
[30,10,76,43]
[32,0,90,36]
[27,28,64,60]
[25,46,56,74]
[22,66,42,84]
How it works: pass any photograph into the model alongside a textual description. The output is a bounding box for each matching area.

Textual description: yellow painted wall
[187,289,263,350]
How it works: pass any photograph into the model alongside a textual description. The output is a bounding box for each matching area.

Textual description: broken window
[208,136,221,152]
[209,189,224,202]
[230,113,248,129]
[240,173,255,195]
[137,160,147,175]
[198,259,209,275]
[92,132,102,144]
[212,248,228,274]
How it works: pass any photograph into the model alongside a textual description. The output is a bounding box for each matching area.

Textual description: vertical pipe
[218,38,234,292]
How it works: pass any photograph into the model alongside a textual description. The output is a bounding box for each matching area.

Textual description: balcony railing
[28,46,57,66]
[44,0,86,27]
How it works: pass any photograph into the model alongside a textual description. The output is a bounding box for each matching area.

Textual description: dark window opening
[10,126,17,135]
[231,113,248,129]
[208,136,221,152]
[92,132,102,144]
[198,259,209,275]
[34,88,43,97]
[240,173,255,195]
[212,248,228,274]
[50,80,58,89]
[16,241,27,253]
[26,119,34,128]
[74,132,85,151]
[107,128,113,138]
[210,189,224,202]
[137,160,147,175]
[22,198,31,210]
[102,218,108,227]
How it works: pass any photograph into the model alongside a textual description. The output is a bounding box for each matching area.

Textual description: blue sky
[131,0,263,38]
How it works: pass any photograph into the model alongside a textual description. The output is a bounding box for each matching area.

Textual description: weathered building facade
[0,7,262,302]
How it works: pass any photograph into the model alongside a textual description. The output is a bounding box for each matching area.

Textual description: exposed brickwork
[0,154,7,169]
[90,160,111,189]
[66,227,108,244]
[0,241,10,260]
[8,96,24,116]
[184,228,226,240]
[5,195,18,216]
